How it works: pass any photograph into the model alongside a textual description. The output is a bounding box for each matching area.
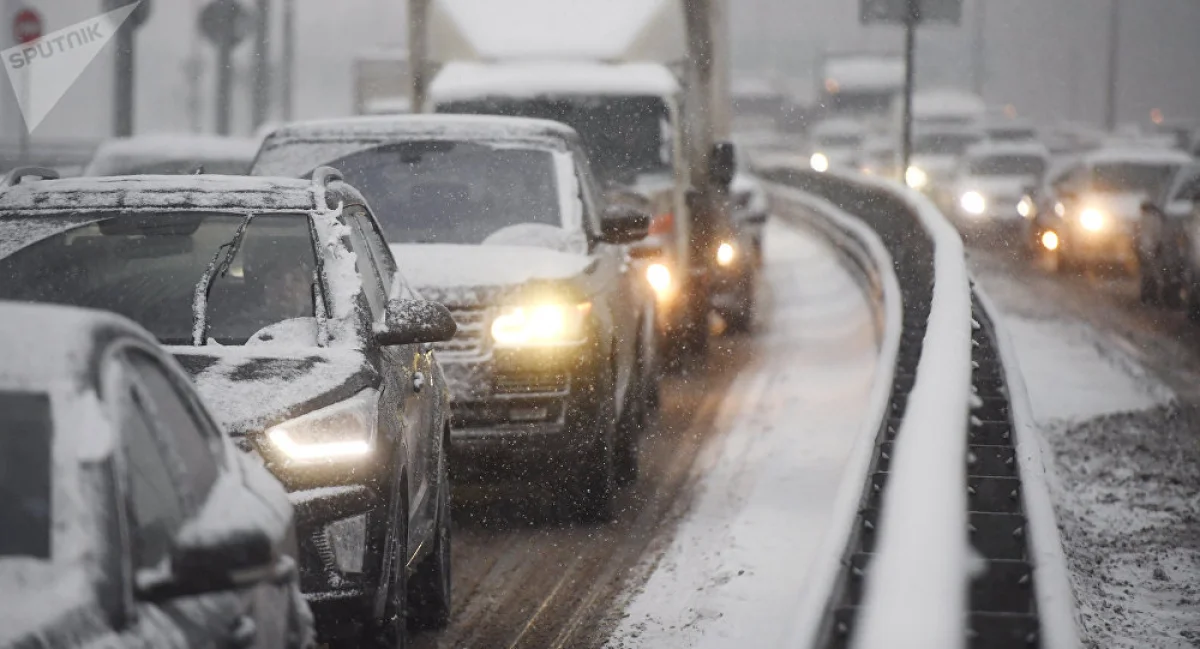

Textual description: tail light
[649,212,674,236]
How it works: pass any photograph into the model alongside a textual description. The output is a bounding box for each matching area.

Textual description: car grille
[493,371,570,395]
[435,306,490,357]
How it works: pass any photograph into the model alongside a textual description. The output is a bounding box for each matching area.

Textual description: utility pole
[113,13,135,136]
[408,0,430,113]
[971,0,985,97]
[1103,0,1119,130]
[251,0,270,128]
[900,0,917,176]
[281,0,294,120]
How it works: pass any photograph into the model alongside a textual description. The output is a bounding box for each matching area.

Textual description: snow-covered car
[0,169,457,646]
[1027,148,1194,271]
[85,135,259,176]
[904,125,985,197]
[807,118,867,172]
[0,300,313,649]
[981,118,1039,144]
[1136,162,1200,306]
[252,115,658,520]
[949,141,1049,235]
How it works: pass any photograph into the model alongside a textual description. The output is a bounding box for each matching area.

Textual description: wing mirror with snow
[376,299,457,347]
[600,204,651,245]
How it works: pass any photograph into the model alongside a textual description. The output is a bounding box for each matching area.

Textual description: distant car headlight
[267,389,378,463]
[492,302,591,346]
[1054,201,1067,217]
[1041,230,1060,251]
[810,152,830,172]
[646,262,673,299]
[959,191,987,216]
[1079,208,1106,232]
[905,166,929,190]
[716,241,736,267]
[1017,196,1035,219]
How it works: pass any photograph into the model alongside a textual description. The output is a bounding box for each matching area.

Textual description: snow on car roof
[0,301,149,390]
[824,56,906,92]
[913,89,987,118]
[429,60,680,104]
[90,134,259,162]
[966,141,1050,159]
[0,174,319,213]
[1081,147,1194,166]
[264,113,576,146]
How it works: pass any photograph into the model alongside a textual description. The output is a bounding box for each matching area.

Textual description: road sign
[861,0,961,25]
[102,0,151,28]
[199,0,251,48]
[13,7,42,44]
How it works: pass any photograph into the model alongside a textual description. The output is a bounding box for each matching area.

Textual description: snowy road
[970,246,1200,649]
[412,217,881,649]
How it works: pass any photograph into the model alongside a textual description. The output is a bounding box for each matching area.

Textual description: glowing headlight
[1041,231,1059,251]
[491,302,591,346]
[716,241,736,266]
[959,191,987,216]
[810,152,830,173]
[1017,196,1035,219]
[1054,202,1066,217]
[905,166,929,190]
[646,262,673,298]
[266,389,378,463]
[1079,208,1106,232]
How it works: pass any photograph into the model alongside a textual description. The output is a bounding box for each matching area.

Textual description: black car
[0,169,457,646]
[252,115,658,521]
[0,300,312,649]
[1136,162,1200,306]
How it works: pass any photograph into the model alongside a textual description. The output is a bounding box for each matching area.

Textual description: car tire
[406,430,451,631]
[572,370,619,523]
[1140,267,1162,306]
[616,351,647,487]
[723,273,757,334]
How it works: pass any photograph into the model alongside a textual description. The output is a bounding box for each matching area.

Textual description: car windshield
[1091,163,1177,195]
[0,391,52,559]
[322,141,563,244]
[437,95,672,184]
[968,155,1046,177]
[913,133,981,155]
[987,128,1037,142]
[0,213,318,345]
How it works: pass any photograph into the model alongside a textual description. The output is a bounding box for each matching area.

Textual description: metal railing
[759,162,1081,649]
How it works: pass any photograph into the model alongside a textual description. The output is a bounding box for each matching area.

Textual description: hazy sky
[2,0,1198,141]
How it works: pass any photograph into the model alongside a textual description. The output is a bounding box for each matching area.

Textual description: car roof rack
[2,166,60,188]
[310,166,343,189]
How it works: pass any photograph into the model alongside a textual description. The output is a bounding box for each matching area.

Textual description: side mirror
[375,299,457,347]
[710,141,736,188]
[600,204,651,244]
[136,477,278,602]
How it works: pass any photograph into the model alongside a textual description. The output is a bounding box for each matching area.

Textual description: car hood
[1083,193,1148,220]
[391,243,597,306]
[912,154,958,175]
[957,176,1034,198]
[170,345,376,436]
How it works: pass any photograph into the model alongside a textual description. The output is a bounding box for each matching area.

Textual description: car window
[126,350,222,506]
[347,204,398,298]
[345,212,388,318]
[0,391,53,559]
[117,372,188,570]
[573,150,603,235]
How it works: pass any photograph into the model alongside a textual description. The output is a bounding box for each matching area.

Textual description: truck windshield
[0,213,318,345]
[324,141,563,244]
[438,95,672,184]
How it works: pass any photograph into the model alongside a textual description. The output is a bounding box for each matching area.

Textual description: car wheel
[1140,265,1162,306]
[616,352,646,487]
[406,431,451,631]
[572,371,619,522]
[723,272,757,334]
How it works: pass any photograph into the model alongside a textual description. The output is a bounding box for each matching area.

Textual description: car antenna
[191,213,256,345]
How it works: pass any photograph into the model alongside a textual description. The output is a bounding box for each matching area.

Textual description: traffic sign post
[199,0,251,135]
[103,0,151,137]
[12,7,41,161]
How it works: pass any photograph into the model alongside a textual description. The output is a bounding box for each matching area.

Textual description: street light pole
[971,0,986,97]
[900,0,918,177]
[1104,0,1120,130]
[281,0,294,121]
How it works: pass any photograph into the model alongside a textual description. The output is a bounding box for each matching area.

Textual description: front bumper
[1061,223,1137,263]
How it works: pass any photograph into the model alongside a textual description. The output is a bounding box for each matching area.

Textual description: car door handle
[413,372,425,393]
[228,615,257,648]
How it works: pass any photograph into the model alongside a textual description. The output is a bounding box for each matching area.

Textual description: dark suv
[0,168,456,646]
[253,115,658,520]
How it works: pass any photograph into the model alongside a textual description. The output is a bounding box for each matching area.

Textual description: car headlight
[1041,230,1059,251]
[959,191,987,216]
[1017,196,1035,219]
[1079,208,1106,232]
[266,389,378,463]
[905,166,928,190]
[646,262,673,299]
[1054,201,1067,217]
[810,152,830,173]
[491,302,591,346]
[716,241,736,267]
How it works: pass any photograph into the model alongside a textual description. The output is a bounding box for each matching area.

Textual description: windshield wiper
[191,213,255,346]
